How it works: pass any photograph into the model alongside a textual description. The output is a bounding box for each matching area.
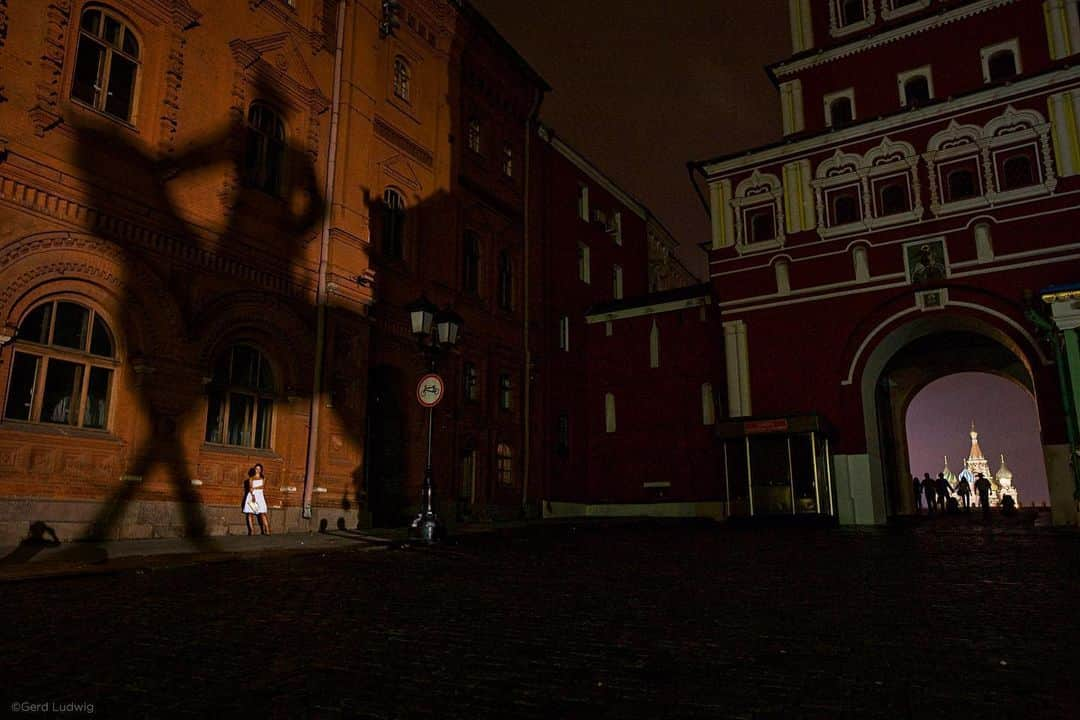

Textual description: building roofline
[585,283,712,322]
[690,63,1080,176]
[455,1,552,92]
[538,124,648,220]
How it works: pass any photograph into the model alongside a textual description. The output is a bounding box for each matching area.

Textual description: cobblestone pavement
[1,517,1078,719]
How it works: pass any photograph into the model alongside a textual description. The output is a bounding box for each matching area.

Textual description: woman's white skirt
[243,489,268,514]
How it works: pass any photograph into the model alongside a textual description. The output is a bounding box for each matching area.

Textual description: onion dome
[995,454,1014,490]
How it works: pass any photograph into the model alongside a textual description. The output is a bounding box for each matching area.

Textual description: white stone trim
[774,0,1019,78]
[703,59,1080,179]
[981,38,1022,83]
[539,128,647,220]
[585,295,710,324]
[829,0,877,38]
[732,170,786,252]
[897,65,935,107]
[723,319,752,418]
[824,88,857,128]
[781,79,806,135]
[881,0,930,22]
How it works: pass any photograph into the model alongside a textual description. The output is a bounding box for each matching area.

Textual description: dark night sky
[471,0,790,277]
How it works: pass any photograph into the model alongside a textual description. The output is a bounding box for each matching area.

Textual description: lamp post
[405,295,463,543]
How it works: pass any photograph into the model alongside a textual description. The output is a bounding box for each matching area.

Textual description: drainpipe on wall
[303,0,348,520]
[521,88,543,518]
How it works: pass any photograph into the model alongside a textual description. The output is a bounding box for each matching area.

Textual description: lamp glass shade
[406,296,437,336]
[434,309,463,347]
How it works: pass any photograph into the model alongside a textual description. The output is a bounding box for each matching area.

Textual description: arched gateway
[851,309,1063,524]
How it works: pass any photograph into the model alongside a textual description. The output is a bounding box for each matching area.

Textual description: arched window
[496,443,513,485]
[878,182,910,216]
[832,194,860,225]
[381,188,406,260]
[829,96,853,126]
[903,76,931,106]
[71,7,141,122]
[747,207,776,243]
[204,344,275,449]
[3,301,116,429]
[841,0,865,24]
[497,250,513,310]
[987,50,1017,82]
[467,117,482,154]
[1001,155,1035,190]
[243,103,286,195]
[393,56,411,102]
[947,169,977,200]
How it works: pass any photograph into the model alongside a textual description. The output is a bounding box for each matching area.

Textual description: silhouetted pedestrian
[974,473,992,520]
[912,476,923,512]
[956,476,971,511]
[935,473,950,511]
[922,473,936,513]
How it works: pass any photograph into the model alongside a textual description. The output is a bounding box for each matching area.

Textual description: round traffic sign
[416,373,445,408]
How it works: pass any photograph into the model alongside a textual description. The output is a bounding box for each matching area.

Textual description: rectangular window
[499,373,512,410]
[41,359,84,425]
[577,243,591,284]
[464,362,479,402]
[613,265,624,300]
[82,366,112,429]
[227,393,255,447]
[577,184,589,221]
[604,393,616,433]
[4,352,40,421]
[744,205,777,243]
[559,316,570,352]
[825,185,862,226]
[612,211,622,245]
[702,383,716,426]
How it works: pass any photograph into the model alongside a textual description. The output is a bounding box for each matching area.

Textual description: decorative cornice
[774,0,1018,78]
[701,65,1080,177]
[374,115,434,167]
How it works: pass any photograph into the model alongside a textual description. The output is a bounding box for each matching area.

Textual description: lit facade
[690,0,1080,524]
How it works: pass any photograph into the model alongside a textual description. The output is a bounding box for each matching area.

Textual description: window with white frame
[71,7,141,123]
[559,316,570,351]
[604,393,616,433]
[612,211,622,245]
[577,242,591,284]
[613,265,623,300]
[577,184,590,221]
[981,40,1021,83]
[812,150,864,236]
[4,301,117,430]
[881,0,929,21]
[926,121,987,215]
[864,137,923,228]
[824,89,855,127]
[701,383,716,425]
[829,0,875,36]
[984,106,1056,202]
[732,170,785,250]
[898,67,933,108]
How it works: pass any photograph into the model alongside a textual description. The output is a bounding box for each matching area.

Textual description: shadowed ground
[0,519,1077,718]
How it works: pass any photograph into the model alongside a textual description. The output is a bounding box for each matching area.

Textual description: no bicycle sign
[416,373,445,408]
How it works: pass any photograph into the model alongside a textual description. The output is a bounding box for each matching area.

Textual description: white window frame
[577,242,591,284]
[559,316,570,352]
[577,184,590,221]
[897,66,935,108]
[823,88,856,128]
[980,39,1022,84]
[829,0,875,38]
[880,0,929,22]
[613,265,623,300]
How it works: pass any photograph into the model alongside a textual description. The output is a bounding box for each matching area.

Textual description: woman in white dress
[243,463,271,535]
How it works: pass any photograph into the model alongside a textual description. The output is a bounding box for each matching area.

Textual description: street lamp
[406,296,463,543]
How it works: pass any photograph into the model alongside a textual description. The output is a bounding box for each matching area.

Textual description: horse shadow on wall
[54,78,355,547]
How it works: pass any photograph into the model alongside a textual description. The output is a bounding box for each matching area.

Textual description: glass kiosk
[716,415,836,519]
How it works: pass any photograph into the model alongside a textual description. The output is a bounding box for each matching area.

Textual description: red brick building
[690,0,1080,525]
